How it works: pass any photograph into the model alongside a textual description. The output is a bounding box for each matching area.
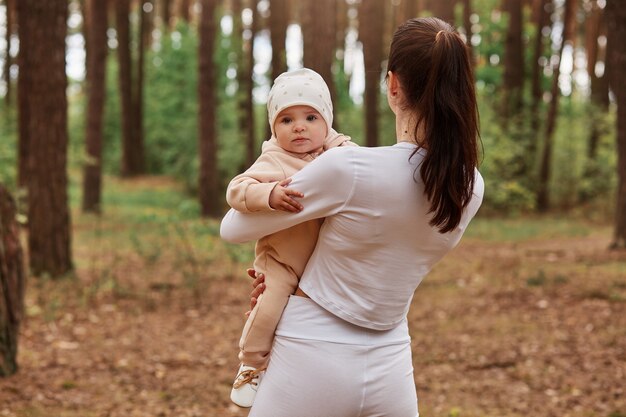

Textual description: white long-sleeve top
[221,142,484,330]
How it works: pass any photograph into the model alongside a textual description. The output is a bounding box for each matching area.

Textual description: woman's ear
[387,71,400,113]
[387,71,399,96]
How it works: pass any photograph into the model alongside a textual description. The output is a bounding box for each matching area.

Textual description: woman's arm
[220,147,355,243]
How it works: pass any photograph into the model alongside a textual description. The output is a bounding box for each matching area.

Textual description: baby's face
[274,105,327,154]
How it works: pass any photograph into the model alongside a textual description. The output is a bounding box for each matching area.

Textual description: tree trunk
[0,185,25,377]
[269,0,288,82]
[131,0,150,175]
[81,0,90,86]
[537,0,575,211]
[606,0,626,249]
[82,0,108,213]
[359,0,384,147]
[116,0,136,177]
[180,0,190,22]
[16,0,29,189]
[235,0,258,170]
[267,0,288,140]
[161,0,172,29]
[3,0,13,105]
[462,0,474,66]
[198,0,220,217]
[585,4,609,160]
[402,0,419,23]
[383,1,396,60]
[142,0,155,48]
[301,0,337,117]
[17,0,73,277]
[392,2,422,33]
[530,0,547,137]
[502,0,524,121]
[244,0,259,166]
[336,0,348,52]
[428,0,456,25]
[233,0,244,150]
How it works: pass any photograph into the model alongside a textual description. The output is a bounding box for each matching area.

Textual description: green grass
[464,214,608,241]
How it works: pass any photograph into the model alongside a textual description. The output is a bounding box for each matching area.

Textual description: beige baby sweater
[226,128,355,278]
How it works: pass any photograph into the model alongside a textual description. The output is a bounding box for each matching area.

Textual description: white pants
[249,296,419,417]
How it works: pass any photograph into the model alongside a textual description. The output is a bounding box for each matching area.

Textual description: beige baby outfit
[226,68,355,367]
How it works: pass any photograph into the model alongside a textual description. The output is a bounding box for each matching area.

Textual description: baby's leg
[238,263,299,368]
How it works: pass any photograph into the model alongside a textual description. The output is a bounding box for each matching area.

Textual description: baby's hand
[269,178,304,212]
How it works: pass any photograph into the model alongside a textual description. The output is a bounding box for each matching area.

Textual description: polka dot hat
[267,68,333,137]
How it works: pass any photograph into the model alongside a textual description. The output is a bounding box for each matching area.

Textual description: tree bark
[428,0,456,25]
[180,0,190,22]
[16,0,29,189]
[82,0,108,213]
[530,0,547,136]
[267,0,287,141]
[198,0,220,217]
[402,0,419,23]
[502,0,524,121]
[141,0,155,48]
[537,0,575,211]
[131,0,151,175]
[81,0,91,89]
[116,0,136,177]
[17,0,73,277]
[161,0,172,29]
[244,0,257,168]
[301,0,337,115]
[585,4,609,160]
[359,0,385,147]
[232,0,245,154]
[462,0,474,67]
[606,0,626,249]
[269,0,288,82]
[0,185,25,377]
[336,0,348,52]
[0,184,25,377]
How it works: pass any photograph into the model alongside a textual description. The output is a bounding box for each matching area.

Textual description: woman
[221,17,484,417]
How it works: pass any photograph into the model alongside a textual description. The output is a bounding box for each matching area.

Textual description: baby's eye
[280,117,292,124]
[306,114,318,121]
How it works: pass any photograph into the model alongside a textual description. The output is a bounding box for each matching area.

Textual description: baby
[226,68,355,407]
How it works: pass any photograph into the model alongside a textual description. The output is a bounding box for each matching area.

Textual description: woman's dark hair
[387,17,480,233]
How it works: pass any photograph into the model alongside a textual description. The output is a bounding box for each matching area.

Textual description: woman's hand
[269,178,304,212]
[245,268,266,317]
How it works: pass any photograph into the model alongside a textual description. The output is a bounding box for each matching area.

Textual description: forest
[0,0,625,416]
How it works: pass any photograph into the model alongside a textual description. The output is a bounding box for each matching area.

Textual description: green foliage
[143,23,199,188]
[573,104,616,206]
[472,0,506,90]
[476,91,536,213]
[102,54,122,175]
[67,84,87,172]
[0,102,17,189]
[550,99,616,211]
[214,19,247,190]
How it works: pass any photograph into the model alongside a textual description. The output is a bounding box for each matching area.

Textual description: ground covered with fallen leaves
[1,177,625,417]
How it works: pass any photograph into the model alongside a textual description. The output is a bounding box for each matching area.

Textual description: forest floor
[1,175,625,417]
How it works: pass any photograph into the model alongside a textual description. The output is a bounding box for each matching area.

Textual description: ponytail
[387,18,479,233]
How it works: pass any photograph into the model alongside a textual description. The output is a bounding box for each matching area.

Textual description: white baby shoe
[230,364,265,408]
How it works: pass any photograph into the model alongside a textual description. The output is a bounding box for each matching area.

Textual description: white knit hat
[267,68,333,137]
